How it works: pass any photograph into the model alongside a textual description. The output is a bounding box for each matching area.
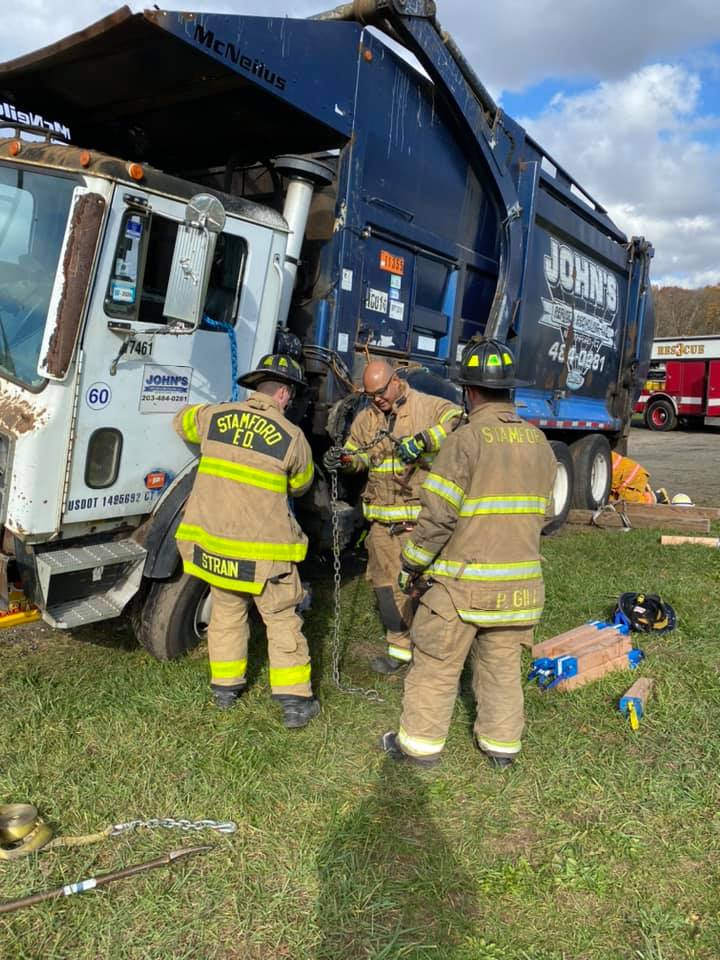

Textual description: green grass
[2,526,720,959]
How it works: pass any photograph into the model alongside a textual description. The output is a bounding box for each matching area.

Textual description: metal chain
[329,467,384,703]
[110,817,237,838]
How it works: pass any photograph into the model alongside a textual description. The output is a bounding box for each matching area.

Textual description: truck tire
[543,441,574,535]
[645,397,677,432]
[135,570,211,661]
[569,434,611,509]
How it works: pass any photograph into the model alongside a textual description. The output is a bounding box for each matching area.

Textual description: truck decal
[541,237,619,390]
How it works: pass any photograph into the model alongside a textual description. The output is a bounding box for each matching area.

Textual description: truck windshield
[0,165,79,388]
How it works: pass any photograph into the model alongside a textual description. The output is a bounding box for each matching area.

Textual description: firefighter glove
[398,567,419,595]
[397,432,427,464]
[323,446,351,471]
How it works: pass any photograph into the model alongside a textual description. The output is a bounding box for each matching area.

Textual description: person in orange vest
[610,452,669,504]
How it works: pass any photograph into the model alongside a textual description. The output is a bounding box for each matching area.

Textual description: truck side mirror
[37,188,107,381]
[162,194,226,329]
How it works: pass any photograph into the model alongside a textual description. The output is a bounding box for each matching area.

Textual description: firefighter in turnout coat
[173,354,319,728]
[324,360,463,674]
[380,338,557,768]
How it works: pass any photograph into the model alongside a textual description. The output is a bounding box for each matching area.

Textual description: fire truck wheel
[645,397,677,432]
[569,434,612,509]
[543,441,574,536]
[135,571,210,661]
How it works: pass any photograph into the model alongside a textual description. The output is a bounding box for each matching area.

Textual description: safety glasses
[363,374,395,400]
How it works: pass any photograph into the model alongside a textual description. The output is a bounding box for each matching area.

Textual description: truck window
[105,212,246,327]
[0,165,80,389]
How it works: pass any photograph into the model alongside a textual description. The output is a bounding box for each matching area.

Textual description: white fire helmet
[671,493,693,506]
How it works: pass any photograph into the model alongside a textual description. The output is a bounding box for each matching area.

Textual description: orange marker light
[127,162,144,181]
[9,141,21,156]
[79,150,92,167]
[363,49,373,62]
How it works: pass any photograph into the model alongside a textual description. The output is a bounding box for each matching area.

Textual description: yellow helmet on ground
[671,493,693,506]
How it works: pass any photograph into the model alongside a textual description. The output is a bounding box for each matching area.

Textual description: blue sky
[3,0,720,287]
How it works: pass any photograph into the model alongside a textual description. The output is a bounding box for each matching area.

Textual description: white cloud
[520,64,720,288]
[442,0,720,92]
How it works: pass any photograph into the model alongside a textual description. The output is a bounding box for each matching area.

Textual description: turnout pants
[207,568,312,698]
[397,587,533,760]
[365,521,417,663]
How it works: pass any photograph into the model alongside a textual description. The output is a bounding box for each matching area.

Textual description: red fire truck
[635,335,720,430]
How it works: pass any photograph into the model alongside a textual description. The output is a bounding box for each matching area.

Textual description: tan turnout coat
[402,401,557,626]
[173,393,314,593]
[346,382,463,523]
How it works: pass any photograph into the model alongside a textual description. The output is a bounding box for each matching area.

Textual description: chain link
[110,817,237,837]
[329,467,384,703]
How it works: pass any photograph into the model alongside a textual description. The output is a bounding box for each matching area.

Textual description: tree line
[652,285,720,337]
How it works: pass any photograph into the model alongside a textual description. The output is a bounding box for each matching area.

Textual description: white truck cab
[0,134,292,643]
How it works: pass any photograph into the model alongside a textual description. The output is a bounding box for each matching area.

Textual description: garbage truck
[0,0,655,657]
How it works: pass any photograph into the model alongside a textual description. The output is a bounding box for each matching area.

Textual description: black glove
[323,446,350,471]
[397,432,427,464]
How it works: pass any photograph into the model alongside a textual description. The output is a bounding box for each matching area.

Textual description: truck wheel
[135,571,210,661]
[543,441,574,535]
[645,398,677,432]
[570,434,611,509]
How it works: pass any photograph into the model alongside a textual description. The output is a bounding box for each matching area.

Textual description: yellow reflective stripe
[183,560,263,593]
[177,523,307,562]
[458,496,548,517]
[397,726,445,757]
[269,663,311,687]
[387,644,413,662]
[422,473,464,510]
[439,407,462,424]
[363,504,421,522]
[428,559,542,581]
[426,424,447,452]
[477,736,521,755]
[457,607,543,624]
[289,460,314,491]
[210,659,248,681]
[369,458,401,474]
[198,456,287,492]
[182,404,203,444]
[402,539,435,567]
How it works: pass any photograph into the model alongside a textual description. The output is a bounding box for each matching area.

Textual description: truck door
[62,187,282,526]
[708,360,720,419]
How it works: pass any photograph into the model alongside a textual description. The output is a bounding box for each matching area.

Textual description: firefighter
[610,451,668,504]
[173,354,320,729]
[379,338,557,769]
[324,359,463,674]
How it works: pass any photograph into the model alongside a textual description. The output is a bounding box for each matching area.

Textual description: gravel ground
[628,422,720,506]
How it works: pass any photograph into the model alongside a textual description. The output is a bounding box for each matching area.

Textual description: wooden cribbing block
[661,535,720,549]
[617,501,720,522]
[532,622,623,659]
[556,651,632,692]
[567,508,710,533]
[619,677,654,720]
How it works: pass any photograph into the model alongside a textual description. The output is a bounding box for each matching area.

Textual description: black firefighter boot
[275,695,321,729]
[370,654,407,675]
[211,684,244,710]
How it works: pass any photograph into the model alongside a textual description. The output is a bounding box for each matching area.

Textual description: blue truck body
[2,0,654,443]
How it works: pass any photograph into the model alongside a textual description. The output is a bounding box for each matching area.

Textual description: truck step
[45,595,129,629]
[34,540,147,627]
[36,541,147,578]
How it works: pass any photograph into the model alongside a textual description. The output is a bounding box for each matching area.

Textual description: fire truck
[635,335,720,430]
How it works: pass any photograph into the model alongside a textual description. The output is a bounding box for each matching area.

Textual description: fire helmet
[614,592,677,634]
[671,493,693,506]
[237,354,307,391]
[453,337,528,389]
